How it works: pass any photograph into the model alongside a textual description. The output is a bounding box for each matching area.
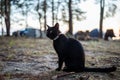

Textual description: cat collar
[53,33,62,40]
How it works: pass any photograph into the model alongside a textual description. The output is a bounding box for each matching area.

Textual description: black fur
[46,23,116,72]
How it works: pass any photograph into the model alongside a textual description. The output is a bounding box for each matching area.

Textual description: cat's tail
[84,66,116,72]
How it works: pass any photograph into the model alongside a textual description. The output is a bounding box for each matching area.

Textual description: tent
[89,28,99,38]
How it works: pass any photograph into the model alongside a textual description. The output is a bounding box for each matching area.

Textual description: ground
[0,37,120,80]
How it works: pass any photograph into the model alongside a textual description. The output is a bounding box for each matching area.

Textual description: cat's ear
[47,25,50,28]
[54,23,59,29]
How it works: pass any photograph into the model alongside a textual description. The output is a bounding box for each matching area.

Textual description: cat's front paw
[55,68,61,71]
[62,67,71,72]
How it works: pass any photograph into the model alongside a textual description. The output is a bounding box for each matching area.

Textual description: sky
[0,0,120,37]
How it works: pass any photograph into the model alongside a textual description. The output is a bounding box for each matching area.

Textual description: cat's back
[68,38,82,46]
[67,38,84,53]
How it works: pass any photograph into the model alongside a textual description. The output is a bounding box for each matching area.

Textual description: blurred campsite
[0,0,120,40]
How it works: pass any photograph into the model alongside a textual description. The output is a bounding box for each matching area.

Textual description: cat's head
[46,23,61,40]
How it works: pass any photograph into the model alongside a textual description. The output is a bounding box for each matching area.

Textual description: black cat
[46,23,116,72]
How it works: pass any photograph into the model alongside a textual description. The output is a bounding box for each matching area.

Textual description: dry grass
[0,37,120,80]
[82,39,120,53]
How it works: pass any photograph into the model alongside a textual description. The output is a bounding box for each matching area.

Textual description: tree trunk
[38,14,42,38]
[99,0,105,38]
[68,0,73,35]
[44,0,47,31]
[52,0,54,25]
[39,13,42,38]
[55,1,60,22]
[37,0,42,38]
[4,0,10,36]
[39,16,42,38]
[0,0,4,36]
